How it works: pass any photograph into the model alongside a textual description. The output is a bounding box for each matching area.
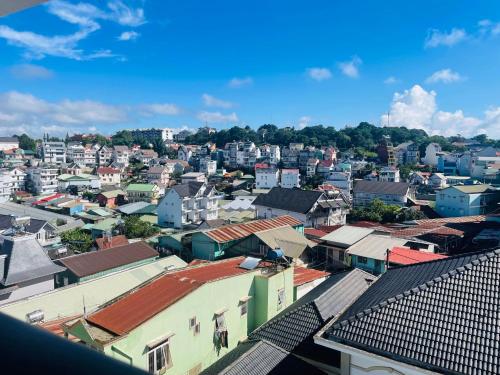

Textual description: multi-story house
[199,157,217,176]
[259,145,281,166]
[280,168,300,188]
[0,173,14,202]
[435,184,500,217]
[306,158,319,177]
[253,187,350,227]
[158,182,220,228]
[255,167,279,189]
[42,141,66,165]
[299,147,321,173]
[147,165,170,186]
[406,142,420,164]
[64,257,293,375]
[177,145,193,162]
[8,167,27,192]
[27,166,59,195]
[325,170,352,199]
[97,167,121,186]
[57,173,101,193]
[135,149,158,166]
[353,180,410,207]
[223,142,241,169]
[379,166,400,182]
[112,145,130,168]
[470,155,500,179]
[281,143,303,168]
[323,146,337,162]
[66,144,86,166]
[377,136,396,167]
[317,159,334,177]
[234,142,260,169]
[126,183,160,204]
[97,145,113,166]
[173,129,192,142]
[132,128,174,142]
[422,142,442,166]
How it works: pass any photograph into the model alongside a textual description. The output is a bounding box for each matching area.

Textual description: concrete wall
[0,275,54,306]
[101,267,293,374]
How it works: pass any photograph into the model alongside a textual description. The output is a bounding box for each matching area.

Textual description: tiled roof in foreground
[326,248,500,375]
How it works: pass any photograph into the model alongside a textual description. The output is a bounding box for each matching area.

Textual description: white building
[280,169,300,189]
[28,167,59,195]
[199,158,217,176]
[147,165,170,186]
[66,144,86,166]
[97,167,121,185]
[42,142,66,165]
[157,182,220,228]
[0,137,19,151]
[255,167,279,189]
[132,128,174,142]
[325,171,352,198]
[422,142,442,166]
[379,167,400,182]
[260,145,281,165]
[181,172,207,184]
[8,168,27,192]
[112,145,130,168]
[97,145,113,166]
[0,173,14,202]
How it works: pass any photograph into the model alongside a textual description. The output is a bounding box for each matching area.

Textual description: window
[148,342,171,374]
[258,244,268,256]
[194,322,201,336]
[189,317,196,330]
[338,251,344,262]
[240,301,248,316]
[215,313,228,348]
[277,288,286,310]
[357,256,368,264]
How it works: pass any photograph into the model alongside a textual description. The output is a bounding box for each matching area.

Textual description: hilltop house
[158,182,220,229]
[126,183,160,204]
[97,167,121,186]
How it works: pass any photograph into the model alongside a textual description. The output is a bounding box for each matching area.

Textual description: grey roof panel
[353,180,410,195]
[326,249,500,375]
[252,187,323,214]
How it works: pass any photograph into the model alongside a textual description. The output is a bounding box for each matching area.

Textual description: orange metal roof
[204,215,302,243]
[293,267,330,286]
[87,257,251,336]
[388,247,448,266]
[95,235,129,250]
[40,315,81,341]
[304,228,328,238]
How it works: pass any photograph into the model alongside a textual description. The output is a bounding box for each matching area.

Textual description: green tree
[15,134,36,151]
[122,216,159,239]
[60,228,93,253]
[112,130,134,146]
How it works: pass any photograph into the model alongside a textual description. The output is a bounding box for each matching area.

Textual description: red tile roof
[388,247,448,266]
[205,215,302,243]
[293,267,330,286]
[95,235,129,250]
[316,224,343,233]
[58,241,158,278]
[32,193,65,205]
[304,228,328,238]
[40,315,81,341]
[97,167,120,174]
[87,257,252,335]
[415,215,486,225]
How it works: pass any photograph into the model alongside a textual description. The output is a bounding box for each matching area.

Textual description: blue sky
[0,0,499,138]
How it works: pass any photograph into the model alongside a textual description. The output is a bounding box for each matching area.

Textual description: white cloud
[425,28,467,48]
[307,68,332,82]
[478,19,500,36]
[202,94,234,109]
[140,103,181,116]
[228,77,253,88]
[298,116,311,129]
[381,84,499,138]
[118,31,139,41]
[10,64,54,79]
[338,56,362,78]
[197,111,238,124]
[0,0,144,60]
[425,69,463,84]
[384,76,399,84]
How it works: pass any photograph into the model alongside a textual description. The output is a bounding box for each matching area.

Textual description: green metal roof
[92,218,119,231]
[126,183,156,192]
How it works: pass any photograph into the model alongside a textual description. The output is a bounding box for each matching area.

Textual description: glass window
[148,342,170,374]
[358,256,368,264]
[240,301,248,316]
[277,288,285,310]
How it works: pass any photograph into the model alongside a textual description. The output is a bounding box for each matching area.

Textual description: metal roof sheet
[346,234,408,261]
[320,225,374,248]
[86,257,252,335]
[254,226,314,259]
[205,215,301,243]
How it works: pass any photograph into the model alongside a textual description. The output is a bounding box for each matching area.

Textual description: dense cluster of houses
[0,129,498,375]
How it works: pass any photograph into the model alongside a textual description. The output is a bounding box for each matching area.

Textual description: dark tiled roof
[353,180,410,195]
[0,137,18,142]
[58,241,158,278]
[170,181,204,198]
[253,187,324,214]
[200,340,326,375]
[326,249,500,375]
[249,269,376,352]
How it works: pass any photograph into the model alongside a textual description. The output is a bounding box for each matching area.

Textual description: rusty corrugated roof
[388,247,448,266]
[293,267,330,286]
[95,235,129,250]
[86,257,251,336]
[205,215,301,243]
[58,241,158,278]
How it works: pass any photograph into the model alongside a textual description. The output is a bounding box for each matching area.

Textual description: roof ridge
[332,249,500,330]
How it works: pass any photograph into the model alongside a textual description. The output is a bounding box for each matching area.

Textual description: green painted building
[65,257,294,374]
